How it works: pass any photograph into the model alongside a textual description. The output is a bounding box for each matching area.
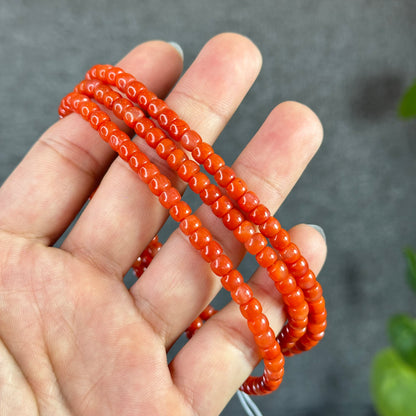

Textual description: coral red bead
[289,302,309,320]
[146,128,166,149]
[169,118,190,141]
[303,282,323,302]
[275,276,297,294]
[177,160,200,181]
[283,288,305,308]
[147,98,168,118]
[280,243,301,264]
[264,355,285,373]
[262,344,283,360]
[240,298,262,320]
[231,283,253,304]
[221,270,244,292]
[98,120,118,142]
[211,254,233,276]
[211,195,233,218]
[79,101,100,120]
[268,260,289,282]
[226,178,247,200]
[102,89,122,109]
[113,98,133,119]
[192,142,214,163]
[309,310,327,324]
[248,314,269,335]
[115,72,136,92]
[200,305,217,320]
[149,174,172,196]
[123,106,145,128]
[179,215,202,235]
[105,66,124,85]
[156,139,176,160]
[222,208,245,230]
[256,247,278,268]
[158,108,178,129]
[249,204,271,225]
[129,152,149,173]
[135,118,155,137]
[245,233,268,255]
[89,110,110,130]
[255,328,276,349]
[189,172,210,193]
[139,163,159,183]
[119,140,139,161]
[204,153,225,175]
[200,240,223,262]
[189,228,212,250]
[289,256,309,278]
[199,184,221,205]
[169,201,192,222]
[166,149,187,171]
[309,297,326,314]
[297,270,316,290]
[271,229,290,250]
[137,89,157,111]
[307,320,327,334]
[93,84,112,103]
[159,187,181,209]
[109,130,129,151]
[126,80,146,101]
[181,130,202,151]
[233,221,255,243]
[238,191,260,212]
[214,166,236,188]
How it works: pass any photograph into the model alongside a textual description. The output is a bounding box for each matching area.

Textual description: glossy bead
[309,297,326,314]
[79,101,100,120]
[156,139,176,160]
[69,93,89,111]
[204,153,225,175]
[283,288,305,308]
[289,256,309,278]
[233,221,255,244]
[146,128,166,149]
[119,140,139,161]
[115,72,135,92]
[200,240,223,262]
[135,118,155,138]
[181,130,202,151]
[147,98,168,118]
[248,314,269,335]
[169,118,190,141]
[200,305,217,320]
[268,260,289,282]
[89,110,111,130]
[256,247,278,268]
[245,233,268,255]
[105,66,124,85]
[271,229,290,250]
[211,195,233,218]
[214,166,236,188]
[177,160,200,181]
[280,243,301,264]
[109,130,129,152]
[179,215,202,235]
[158,108,178,129]
[264,355,285,373]
[222,208,244,230]
[226,177,247,200]
[288,302,309,320]
[309,310,327,324]
[159,187,181,209]
[307,320,327,334]
[240,298,262,320]
[129,152,150,173]
[93,84,112,104]
[113,98,133,119]
[211,254,233,276]
[255,328,276,349]
[102,89,121,109]
[139,163,159,184]
[192,142,214,163]
[303,282,323,302]
[231,283,253,304]
[98,120,118,142]
[249,204,271,225]
[297,270,316,290]
[189,228,212,250]
[126,80,146,101]
[238,191,260,212]
[149,174,171,196]
[137,89,157,111]
[189,172,210,193]
[221,269,244,292]
[169,201,192,222]
[123,106,145,128]
[275,276,297,294]
[199,184,221,205]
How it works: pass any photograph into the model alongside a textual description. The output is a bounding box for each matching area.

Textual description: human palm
[0,33,326,415]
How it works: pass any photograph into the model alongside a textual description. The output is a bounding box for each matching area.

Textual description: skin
[0,33,327,415]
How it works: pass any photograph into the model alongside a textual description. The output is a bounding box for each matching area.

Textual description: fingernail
[307,224,326,242]
[168,42,184,60]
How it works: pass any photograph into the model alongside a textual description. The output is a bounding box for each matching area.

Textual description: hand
[0,33,326,415]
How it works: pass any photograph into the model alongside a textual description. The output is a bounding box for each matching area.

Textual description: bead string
[59,64,327,396]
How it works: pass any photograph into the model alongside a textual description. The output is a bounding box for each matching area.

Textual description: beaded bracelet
[59,64,327,396]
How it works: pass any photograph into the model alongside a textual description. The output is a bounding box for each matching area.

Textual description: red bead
[280,243,301,264]
[303,282,323,302]
[115,72,136,92]
[233,221,255,243]
[275,276,297,295]
[139,163,159,184]
[268,260,289,282]
[271,229,290,250]
[248,314,270,335]
[289,257,309,278]
[135,118,155,138]
[149,174,172,196]
[259,217,280,238]
[169,118,190,141]
[146,128,166,149]
[123,106,145,128]
[256,247,278,268]
[211,195,233,218]
[211,254,233,276]
[126,80,146,101]
[238,191,260,212]
[89,110,111,130]
[119,140,139,161]
[189,172,211,193]
[105,66,124,85]
[156,138,176,160]
[255,328,276,349]
[240,298,263,320]
[113,98,133,119]
[137,89,157,111]
[200,305,217,320]
[180,215,202,236]
[231,283,253,304]
[129,152,149,173]
[200,240,223,262]
[147,98,168,118]
[264,355,285,373]
[214,166,236,188]
[245,233,268,255]
[69,93,89,111]
[79,101,100,120]
[309,310,327,324]
[222,208,244,230]
[181,130,202,151]
[159,187,181,209]
[93,84,112,104]
[261,343,282,360]
[249,204,271,225]
[158,108,178,129]
[169,201,192,222]
[177,160,200,181]
[98,121,118,142]
[221,270,244,291]
[309,297,326,314]
[189,228,212,250]
[109,130,129,152]
[307,320,327,334]
[288,302,309,320]
[204,154,225,175]
[297,270,316,290]
[199,184,221,205]
[102,89,121,109]
[283,288,305,307]
[192,142,214,163]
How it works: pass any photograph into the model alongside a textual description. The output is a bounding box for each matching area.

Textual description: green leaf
[388,314,416,369]
[404,247,416,294]
[398,80,416,118]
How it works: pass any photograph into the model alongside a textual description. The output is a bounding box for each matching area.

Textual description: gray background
[1,1,416,415]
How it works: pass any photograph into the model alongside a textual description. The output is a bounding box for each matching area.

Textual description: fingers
[61,33,262,276]
[171,224,327,416]
[0,41,183,245]
[130,101,324,347]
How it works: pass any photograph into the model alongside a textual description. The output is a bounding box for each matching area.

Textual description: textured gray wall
[1,1,415,415]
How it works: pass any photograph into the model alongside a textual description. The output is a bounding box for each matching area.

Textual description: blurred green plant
[398,80,416,118]
[371,248,416,416]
